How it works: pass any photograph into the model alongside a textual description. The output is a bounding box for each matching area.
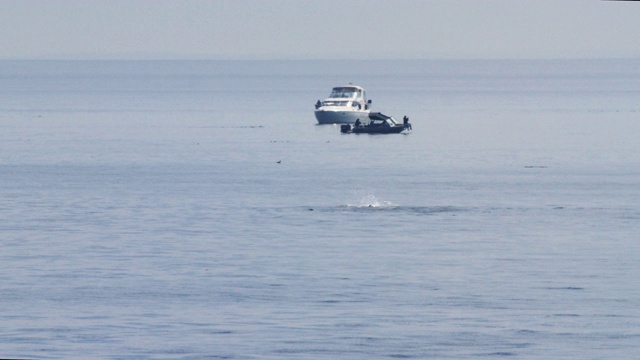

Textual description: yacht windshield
[330,88,360,99]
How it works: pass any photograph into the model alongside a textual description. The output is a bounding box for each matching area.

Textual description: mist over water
[1,59,640,359]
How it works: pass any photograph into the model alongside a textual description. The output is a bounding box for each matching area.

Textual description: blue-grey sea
[1,59,640,359]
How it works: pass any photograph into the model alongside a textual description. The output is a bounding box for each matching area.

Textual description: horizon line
[2,56,639,62]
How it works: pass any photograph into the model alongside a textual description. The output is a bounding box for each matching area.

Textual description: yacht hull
[314,109,370,124]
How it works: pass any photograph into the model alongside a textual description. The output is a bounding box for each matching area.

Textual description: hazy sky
[1,0,638,60]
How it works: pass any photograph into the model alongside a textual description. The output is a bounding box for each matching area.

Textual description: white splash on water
[346,194,397,209]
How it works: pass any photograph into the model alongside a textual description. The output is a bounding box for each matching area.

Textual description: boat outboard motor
[340,124,352,133]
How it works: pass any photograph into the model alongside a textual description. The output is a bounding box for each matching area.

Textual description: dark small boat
[340,112,411,134]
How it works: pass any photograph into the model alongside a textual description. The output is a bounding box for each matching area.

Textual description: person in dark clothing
[403,115,412,130]
[355,118,361,127]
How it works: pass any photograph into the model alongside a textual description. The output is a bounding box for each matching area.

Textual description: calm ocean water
[1,59,640,359]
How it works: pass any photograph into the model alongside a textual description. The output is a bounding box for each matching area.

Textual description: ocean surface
[1,59,639,359]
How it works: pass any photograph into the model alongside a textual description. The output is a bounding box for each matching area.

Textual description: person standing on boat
[403,115,412,130]
[355,118,361,127]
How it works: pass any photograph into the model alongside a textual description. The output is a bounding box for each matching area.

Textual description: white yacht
[314,85,371,124]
